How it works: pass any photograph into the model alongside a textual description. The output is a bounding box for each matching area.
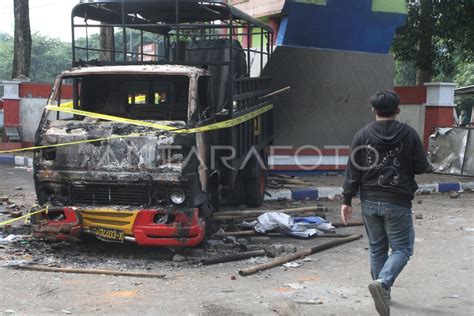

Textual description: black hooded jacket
[343,120,431,208]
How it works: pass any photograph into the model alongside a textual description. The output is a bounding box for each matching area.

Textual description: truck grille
[71,183,151,206]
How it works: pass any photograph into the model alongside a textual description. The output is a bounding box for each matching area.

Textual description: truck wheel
[245,157,267,207]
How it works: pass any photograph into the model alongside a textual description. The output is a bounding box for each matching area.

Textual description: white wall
[399,104,425,139]
[399,104,425,138]
[20,98,48,142]
[20,98,72,142]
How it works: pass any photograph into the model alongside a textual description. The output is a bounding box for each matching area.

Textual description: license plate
[90,226,125,243]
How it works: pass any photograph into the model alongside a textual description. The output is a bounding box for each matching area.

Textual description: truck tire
[245,156,267,207]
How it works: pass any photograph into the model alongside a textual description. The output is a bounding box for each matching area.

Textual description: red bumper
[132,208,206,247]
[32,207,206,247]
[32,207,82,241]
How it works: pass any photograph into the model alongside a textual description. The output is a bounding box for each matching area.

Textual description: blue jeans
[361,200,415,289]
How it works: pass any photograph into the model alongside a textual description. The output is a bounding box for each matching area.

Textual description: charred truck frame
[33,0,274,246]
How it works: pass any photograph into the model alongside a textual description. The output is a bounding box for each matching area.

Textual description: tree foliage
[392,0,474,85]
[0,33,14,80]
[30,33,71,83]
[0,32,71,83]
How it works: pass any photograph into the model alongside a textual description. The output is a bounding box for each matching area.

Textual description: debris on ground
[202,250,266,265]
[0,197,10,203]
[172,254,186,263]
[0,235,23,244]
[242,212,335,238]
[238,234,363,276]
[450,192,460,199]
[214,206,328,222]
[13,265,166,279]
[284,282,305,289]
[283,262,303,268]
[267,174,315,189]
[294,299,323,305]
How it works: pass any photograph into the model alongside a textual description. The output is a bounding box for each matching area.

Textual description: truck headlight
[170,189,186,205]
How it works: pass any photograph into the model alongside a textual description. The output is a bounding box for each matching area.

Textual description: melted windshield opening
[64,74,190,121]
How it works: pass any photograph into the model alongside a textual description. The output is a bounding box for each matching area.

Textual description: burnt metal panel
[428,127,473,177]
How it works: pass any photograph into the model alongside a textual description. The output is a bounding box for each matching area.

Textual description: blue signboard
[277,0,407,54]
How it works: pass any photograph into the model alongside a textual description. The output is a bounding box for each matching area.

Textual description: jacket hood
[366,120,411,146]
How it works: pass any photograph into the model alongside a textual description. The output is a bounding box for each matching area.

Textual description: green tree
[392,0,474,85]
[30,33,71,83]
[0,33,14,80]
[394,59,416,86]
[0,32,71,83]
[455,62,474,87]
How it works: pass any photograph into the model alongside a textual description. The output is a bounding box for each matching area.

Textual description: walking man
[341,90,431,315]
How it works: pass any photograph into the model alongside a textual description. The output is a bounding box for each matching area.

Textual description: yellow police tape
[0,133,147,154]
[0,207,48,227]
[58,95,145,109]
[0,104,272,154]
[46,103,273,134]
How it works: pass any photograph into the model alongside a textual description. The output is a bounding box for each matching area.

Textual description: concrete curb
[265,182,474,202]
[0,155,33,168]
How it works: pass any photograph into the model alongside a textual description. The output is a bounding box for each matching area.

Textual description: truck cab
[32,0,274,246]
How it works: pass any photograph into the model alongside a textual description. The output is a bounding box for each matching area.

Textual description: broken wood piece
[214,212,327,222]
[238,234,363,276]
[13,265,166,279]
[332,221,364,228]
[202,250,266,265]
[275,179,312,186]
[215,230,353,238]
[269,174,295,180]
[0,197,9,203]
[214,206,328,222]
[36,287,59,297]
[216,206,328,217]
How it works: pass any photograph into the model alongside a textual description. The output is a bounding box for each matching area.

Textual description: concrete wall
[20,98,72,142]
[394,85,427,141]
[268,46,394,147]
[231,0,285,18]
[20,98,47,142]
[399,104,425,138]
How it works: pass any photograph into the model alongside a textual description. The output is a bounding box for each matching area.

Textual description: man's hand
[340,205,353,225]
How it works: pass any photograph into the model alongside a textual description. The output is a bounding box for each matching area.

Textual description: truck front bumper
[32,207,206,247]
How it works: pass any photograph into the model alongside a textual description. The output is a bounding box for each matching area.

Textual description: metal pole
[122,1,126,61]
[85,22,89,61]
[228,14,234,117]
[238,234,363,276]
[175,0,180,62]
[140,30,144,62]
[130,29,133,60]
[260,29,263,75]
[246,24,251,76]
[460,128,471,176]
[71,15,75,66]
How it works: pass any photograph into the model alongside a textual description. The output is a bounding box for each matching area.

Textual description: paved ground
[0,166,473,315]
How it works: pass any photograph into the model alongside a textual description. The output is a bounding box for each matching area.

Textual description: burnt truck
[32,0,274,246]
